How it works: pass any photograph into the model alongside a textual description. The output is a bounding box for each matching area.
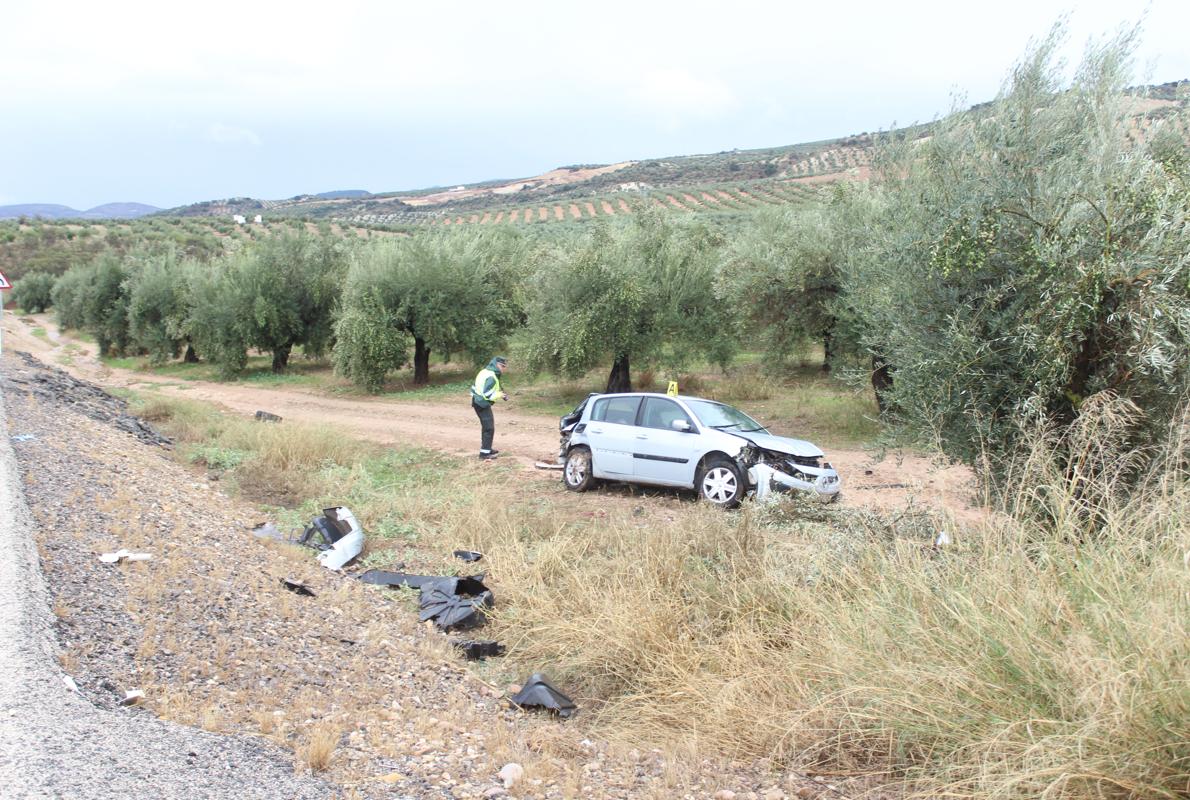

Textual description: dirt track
[2,313,980,522]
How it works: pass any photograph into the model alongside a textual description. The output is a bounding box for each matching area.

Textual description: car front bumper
[748,462,841,501]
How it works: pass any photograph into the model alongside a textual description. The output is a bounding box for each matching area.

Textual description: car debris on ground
[509,673,577,718]
[452,640,506,660]
[254,410,282,423]
[419,576,493,631]
[280,578,316,597]
[297,506,364,570]
[120,689,145,706]
[453,549,484,563]
[98,549,152,564]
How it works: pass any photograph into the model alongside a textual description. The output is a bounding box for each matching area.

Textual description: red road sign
[0,270,10,289]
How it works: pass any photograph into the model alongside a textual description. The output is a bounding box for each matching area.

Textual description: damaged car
[557,393,840,508]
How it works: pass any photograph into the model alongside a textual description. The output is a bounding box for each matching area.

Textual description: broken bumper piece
[748,462,841,502]
[298,506,365,570]
[418,576,494,632]
[510,673,577,718]
[452,640,506,660]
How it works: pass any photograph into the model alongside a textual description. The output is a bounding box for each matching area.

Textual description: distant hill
[314,190,372,200]
[0,202,160,220]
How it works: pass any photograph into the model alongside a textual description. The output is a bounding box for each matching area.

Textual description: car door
[585,395,641,477]
[631,397,701,486]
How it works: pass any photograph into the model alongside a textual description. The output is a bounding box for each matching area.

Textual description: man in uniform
[471,356,509,460]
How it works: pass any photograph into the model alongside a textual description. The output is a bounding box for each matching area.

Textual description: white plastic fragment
[498,763,524,789]
[120,689,146,706]
[934,530,952,548]
[317,507,364,571]
[99,549,152,564]
[62,675,80,694]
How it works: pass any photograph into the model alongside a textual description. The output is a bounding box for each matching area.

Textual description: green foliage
[524,210,737,389]
[180,257,250,378]
[82,253,133,356]
[11,271,55,313]
[844,26,1190,466]
[237,233,350,371]
[125,247,194,365]
[51,266,92,330]
[333,229,528,391]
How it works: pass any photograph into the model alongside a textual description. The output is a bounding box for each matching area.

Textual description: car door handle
[635,434,648,439]
[590,427,603,434]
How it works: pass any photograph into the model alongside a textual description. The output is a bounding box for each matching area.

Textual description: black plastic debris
[418,576,494,631]
[452,640,506,661]
[280,578,315,597]
[358,570,450,590]
[298,508,353,551]
[453,549,484,563]
[255,410,282,423]
[510,673,577,718]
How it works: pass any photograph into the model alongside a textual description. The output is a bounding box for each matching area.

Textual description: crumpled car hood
[733,431,824,459]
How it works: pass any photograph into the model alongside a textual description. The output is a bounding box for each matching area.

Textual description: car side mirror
[671,420,692,432]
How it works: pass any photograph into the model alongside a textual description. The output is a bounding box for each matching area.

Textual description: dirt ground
[2,313,980,525]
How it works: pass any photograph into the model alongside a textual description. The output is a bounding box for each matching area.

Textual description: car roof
[591,392,719,403]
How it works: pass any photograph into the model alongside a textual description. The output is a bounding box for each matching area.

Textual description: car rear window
[591,396,641,425]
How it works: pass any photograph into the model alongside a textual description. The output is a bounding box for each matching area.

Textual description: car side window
[591,396,641,425]
[639,397,693,431]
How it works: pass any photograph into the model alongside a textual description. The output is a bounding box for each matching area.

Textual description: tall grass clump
[444,399,1189,798]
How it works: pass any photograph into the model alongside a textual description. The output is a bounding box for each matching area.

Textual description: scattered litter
[120,689,145,706]
[254,410,282,423]
[934,530,952,548]
[453,549,484,563]
[509,673,577,718]
[280,578,316,597]
[498,763,524,789]
[62,675,80,694]
[358,570,452,590]
[251,522,291,542]
[99,549,152,564]
[298,506,364,570]
[452,640,506,660]
[534,461,564,471]
[419,577,493,631]
[10,433,36,442]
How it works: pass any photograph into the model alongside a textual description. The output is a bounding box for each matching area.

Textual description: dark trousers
[472,401,495,452]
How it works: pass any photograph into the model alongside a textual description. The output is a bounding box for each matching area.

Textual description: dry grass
[297,724,341,772]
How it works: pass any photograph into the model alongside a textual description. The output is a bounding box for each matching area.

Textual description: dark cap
[494,355,508,365]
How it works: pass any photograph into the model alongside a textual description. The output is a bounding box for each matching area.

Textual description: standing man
[471,356,509,460]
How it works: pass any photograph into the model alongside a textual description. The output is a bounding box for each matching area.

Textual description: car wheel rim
[702,467,737,503]
[566,455,587,486]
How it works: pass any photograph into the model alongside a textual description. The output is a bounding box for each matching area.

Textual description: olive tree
[525,211,737,392]
[125,248,198,365]
[11,271,55,313]
[843,27,1190,464]
[333,229,527,392]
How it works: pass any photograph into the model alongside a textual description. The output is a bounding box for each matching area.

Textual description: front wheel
[563,446,596,492]
[696,456,745,509]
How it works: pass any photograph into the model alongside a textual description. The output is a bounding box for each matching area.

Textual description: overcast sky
[1,0,1187,210]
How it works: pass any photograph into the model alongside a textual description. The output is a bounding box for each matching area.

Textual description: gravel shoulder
[0,353,335,800]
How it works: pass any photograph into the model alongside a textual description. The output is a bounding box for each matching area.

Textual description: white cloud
[206,123,262,147]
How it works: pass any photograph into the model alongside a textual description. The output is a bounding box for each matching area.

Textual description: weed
[297,724,340,772]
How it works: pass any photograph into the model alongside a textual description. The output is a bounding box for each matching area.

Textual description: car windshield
[684,400,767,433]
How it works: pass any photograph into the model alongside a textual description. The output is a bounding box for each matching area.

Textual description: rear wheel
[563,446,596,492]
[696,456,745,509]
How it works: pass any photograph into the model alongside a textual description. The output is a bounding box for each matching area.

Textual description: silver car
[558,392,840,508]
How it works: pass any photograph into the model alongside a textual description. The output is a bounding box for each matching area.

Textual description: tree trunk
[871,354,893,414]
[605,354,632,393]
[272,344,291,374]
[413,337,431,385]
[822,321,836,374]
[183,343,199,363]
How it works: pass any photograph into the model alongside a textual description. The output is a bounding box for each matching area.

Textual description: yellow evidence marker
[666,381,679,397]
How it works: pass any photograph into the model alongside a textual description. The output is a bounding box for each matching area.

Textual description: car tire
[563,446,596,492]
[696,456,745,509]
